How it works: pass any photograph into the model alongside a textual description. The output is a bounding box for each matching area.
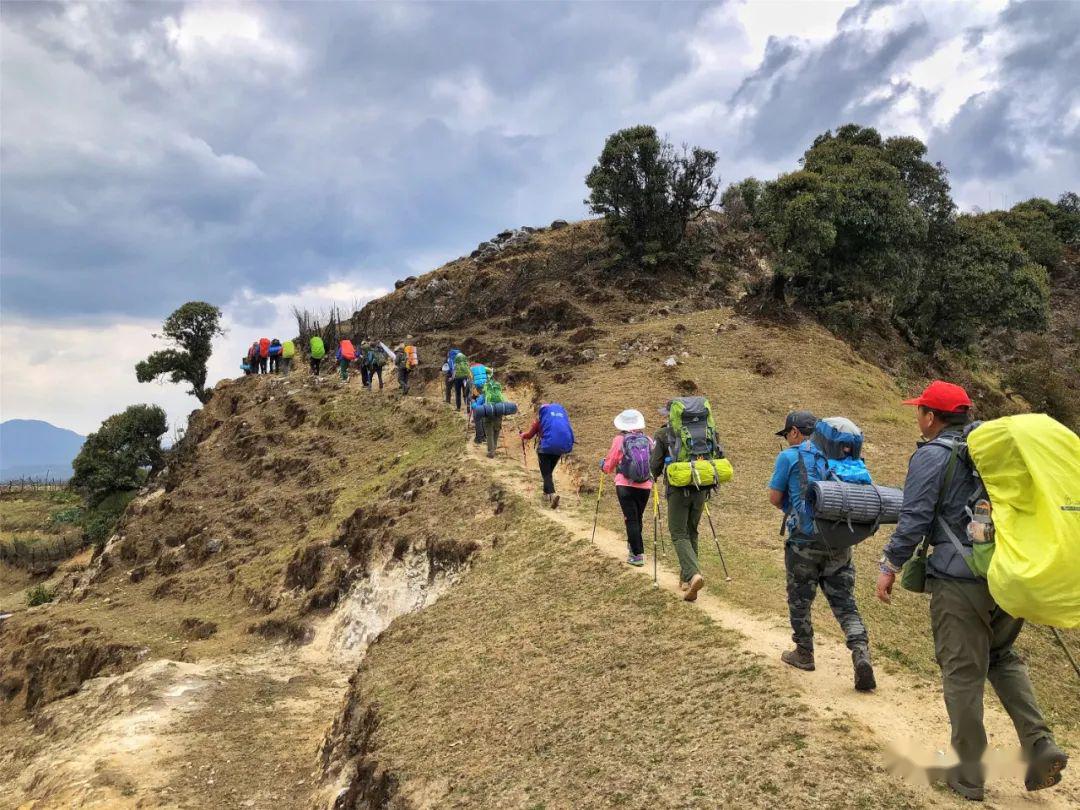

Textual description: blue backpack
[538,404,575,455]
[446,349,461,376]
[787,417,875,547]
[471,364,489,388]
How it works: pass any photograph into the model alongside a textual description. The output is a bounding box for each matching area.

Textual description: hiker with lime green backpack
[649,397,733,602]
[280,339,296,376]
[473,375,510,459]
[876,381,1070,801]
[309,335,326,376]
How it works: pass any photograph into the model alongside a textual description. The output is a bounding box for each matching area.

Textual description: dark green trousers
[667,487,708,582]
[928,577,1052,767]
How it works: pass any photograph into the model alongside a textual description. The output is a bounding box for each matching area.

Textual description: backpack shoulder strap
[911,438,964,562]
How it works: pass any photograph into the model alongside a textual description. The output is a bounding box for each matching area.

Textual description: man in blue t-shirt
[767,410,875,692]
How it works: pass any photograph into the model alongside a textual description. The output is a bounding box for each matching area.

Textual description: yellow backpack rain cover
[967,414,1080,628]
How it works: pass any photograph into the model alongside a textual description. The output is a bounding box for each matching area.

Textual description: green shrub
[26,584,55,607]
[71,404,166,506]
[48,506,84,526]
[83,490,137,545]
[586,125,719,268]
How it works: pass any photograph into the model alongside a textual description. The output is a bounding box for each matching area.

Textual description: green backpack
[454,353,471,380]
[310,336,326,360]
[665,397,732,488]
[483,380,505,404]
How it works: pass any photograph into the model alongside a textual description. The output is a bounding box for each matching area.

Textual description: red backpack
[340,340,356,361]
[259,337,270,358]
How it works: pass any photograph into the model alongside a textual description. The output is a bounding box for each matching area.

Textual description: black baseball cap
[776,410,817,437]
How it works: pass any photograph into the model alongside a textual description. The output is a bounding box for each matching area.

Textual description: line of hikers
[239,338,1072,800]
[242,336,419,392]
[452,369,1071,802]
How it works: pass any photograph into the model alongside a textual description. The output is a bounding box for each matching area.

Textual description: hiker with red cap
[876,381,1068,801]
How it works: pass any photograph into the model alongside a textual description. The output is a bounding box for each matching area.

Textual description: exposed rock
[179,618,218,640]
[664,356,678,367]
[550,219,569,229]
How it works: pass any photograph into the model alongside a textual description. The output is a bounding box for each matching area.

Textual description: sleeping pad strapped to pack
[790,417,900,550]
[472,401,518,417]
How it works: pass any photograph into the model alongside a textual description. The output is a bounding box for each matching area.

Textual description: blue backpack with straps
[538,404,575,455]
[787,418,876,548]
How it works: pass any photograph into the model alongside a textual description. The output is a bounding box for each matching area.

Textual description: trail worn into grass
[477,422,1078,809]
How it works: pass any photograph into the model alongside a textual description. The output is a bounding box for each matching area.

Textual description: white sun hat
[613,409,646,432]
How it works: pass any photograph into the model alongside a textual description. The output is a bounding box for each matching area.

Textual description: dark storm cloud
[0,1,710,321]
[3,0,1079,327]
[731,21,932,160]
[929,0,1080,197]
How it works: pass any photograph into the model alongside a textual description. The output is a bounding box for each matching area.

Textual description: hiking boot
[781,647,815,671]
[946,765,985,801]
[684,573,704,602]
[1026,738,1068,792]
[627,554,644,567]
[486,451,496,459]
[550,494,560,510]
[852,645,877,692]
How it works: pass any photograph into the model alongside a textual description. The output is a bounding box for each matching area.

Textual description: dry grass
[353,490,927,809]
[415,303,1079,749]
[523,308,1079,748]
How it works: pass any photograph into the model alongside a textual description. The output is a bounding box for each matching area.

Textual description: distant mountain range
[0,419,85,483]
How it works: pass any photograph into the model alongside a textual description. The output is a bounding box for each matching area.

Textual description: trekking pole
[652,486,660,587]
[703,502,732,581]
[1050,627,1080,681]
[590,473,604,545]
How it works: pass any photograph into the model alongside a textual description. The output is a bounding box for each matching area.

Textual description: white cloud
[164,4,303,75]
[0,277,387,436]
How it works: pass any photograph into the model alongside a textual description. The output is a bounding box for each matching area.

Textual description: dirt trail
[470,413,1078,809]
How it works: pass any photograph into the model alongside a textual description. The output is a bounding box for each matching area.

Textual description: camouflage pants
[784,543,868,652]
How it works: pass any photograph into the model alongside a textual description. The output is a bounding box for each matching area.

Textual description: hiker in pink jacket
[600,409,655,566]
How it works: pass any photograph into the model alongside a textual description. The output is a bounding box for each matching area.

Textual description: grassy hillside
[353,219,1079,749]
[2,219,1076,808]
[321,473,925,809]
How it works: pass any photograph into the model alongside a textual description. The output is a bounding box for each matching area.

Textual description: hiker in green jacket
[649,398,725,602]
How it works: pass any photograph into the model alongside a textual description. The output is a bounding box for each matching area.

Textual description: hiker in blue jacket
[767,410,874,693]
[520,403,575,508]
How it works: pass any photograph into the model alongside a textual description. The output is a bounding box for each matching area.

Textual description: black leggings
[537,452,560,495]
[616,485,651,556]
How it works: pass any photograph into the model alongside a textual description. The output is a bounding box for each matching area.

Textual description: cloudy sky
[2,0,1078,435]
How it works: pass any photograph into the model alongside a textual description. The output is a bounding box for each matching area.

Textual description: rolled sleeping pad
[471,401,518,418]
[808,480,904,526]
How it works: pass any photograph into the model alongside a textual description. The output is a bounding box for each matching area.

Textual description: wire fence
[0,475,70,493]
[0,533,86,572]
